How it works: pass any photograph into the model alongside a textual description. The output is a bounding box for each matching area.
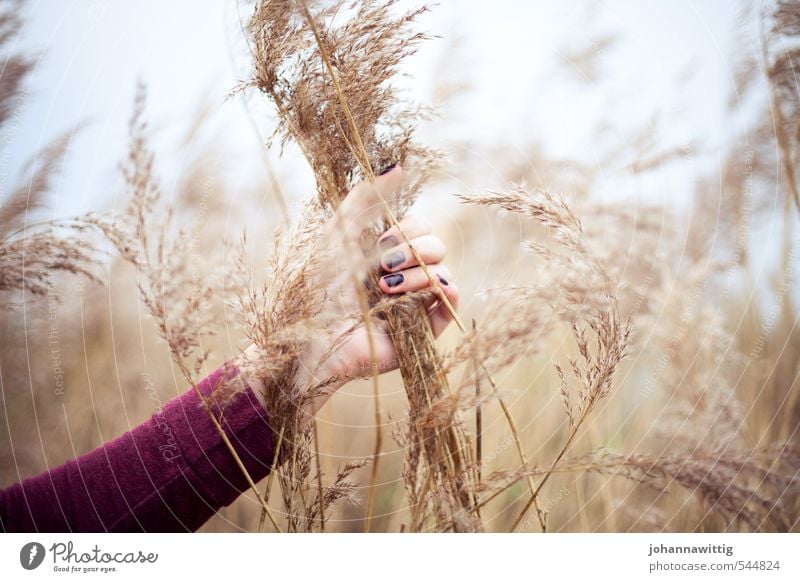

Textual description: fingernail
[383,273,404,288]
[384,250,405,269]
[378,163,397,176]
[437,274,449,286]
[378,235,399,251]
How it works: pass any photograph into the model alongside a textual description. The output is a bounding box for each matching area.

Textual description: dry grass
[1,0,799,533]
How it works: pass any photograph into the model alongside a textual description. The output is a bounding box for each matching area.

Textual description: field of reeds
[1,0,799,532]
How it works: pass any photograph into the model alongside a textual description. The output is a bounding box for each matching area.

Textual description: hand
[324,165,459,372]
[241,165,459,417]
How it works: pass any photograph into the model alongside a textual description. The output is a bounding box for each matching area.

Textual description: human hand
[319,165,459,375]
[241,165,459,417]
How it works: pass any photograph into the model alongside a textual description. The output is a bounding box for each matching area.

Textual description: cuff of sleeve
[163,365,275,509]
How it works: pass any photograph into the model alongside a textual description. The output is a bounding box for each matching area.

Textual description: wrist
[236,342,346,420]
[295,336,347,418]
[236,344,270,411]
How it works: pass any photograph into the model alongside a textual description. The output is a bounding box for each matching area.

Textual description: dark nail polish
[437,274,449,286]
[384,273,404,288]
[378,163,397,176]
[378,235,399,251]
[384,250,405,269]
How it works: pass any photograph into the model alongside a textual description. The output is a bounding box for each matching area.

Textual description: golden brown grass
[1,0,799,533]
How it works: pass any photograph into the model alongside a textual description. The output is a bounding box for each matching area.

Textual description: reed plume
[0,2,99,303]
[245,0,481,531]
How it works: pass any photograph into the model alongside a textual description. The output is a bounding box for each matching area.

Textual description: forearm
[0,366,274,532]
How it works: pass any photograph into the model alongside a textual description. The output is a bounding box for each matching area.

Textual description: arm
[0,366,274,532]
[0,166,459,533]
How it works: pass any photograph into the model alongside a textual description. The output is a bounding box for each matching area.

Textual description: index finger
[335,164,403,233]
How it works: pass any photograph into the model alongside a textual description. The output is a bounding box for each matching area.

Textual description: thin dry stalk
[762,10,800,216]
[312,418,325,531]
[93,88,285,532]
[247,0,480,531]
[0,9,102,303]
[473,319,482,488]
[459,187,630,531]
[259,424,286,532]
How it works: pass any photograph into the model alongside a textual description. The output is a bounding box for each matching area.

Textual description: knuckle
[448,283,459,300]
[421,234,446,258]
[416,216,432,234]
[401,213,430,236]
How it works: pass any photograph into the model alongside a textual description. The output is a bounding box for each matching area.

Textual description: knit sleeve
[0,366,274,532]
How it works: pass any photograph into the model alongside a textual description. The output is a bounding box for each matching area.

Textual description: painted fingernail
[383,273,404,288]
[378,163,397,176]
[384,250,405,269]
[437,274,449,286]
[378,235,399,251]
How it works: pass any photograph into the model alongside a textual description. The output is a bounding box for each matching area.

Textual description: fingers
[322,166,403,284]
[376,213,457,337]
[334,171,459,339]
[379,264,452,294]
[376,213,431,251]
[380,234,446,273]
[377,262,458,337]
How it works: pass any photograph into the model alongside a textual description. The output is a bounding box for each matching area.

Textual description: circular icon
[20,542,46,570]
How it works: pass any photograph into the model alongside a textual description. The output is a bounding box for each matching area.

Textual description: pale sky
[3,0,793,302]
[3,0,739,204]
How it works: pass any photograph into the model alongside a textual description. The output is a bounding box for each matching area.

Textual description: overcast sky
[2,0,740,202]
[4,0,794,303]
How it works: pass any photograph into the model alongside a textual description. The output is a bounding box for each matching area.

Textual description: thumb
[335,164,403,233]
[319,164,403,290]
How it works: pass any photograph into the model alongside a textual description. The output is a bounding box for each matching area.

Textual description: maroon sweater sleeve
[0,366,274,532]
